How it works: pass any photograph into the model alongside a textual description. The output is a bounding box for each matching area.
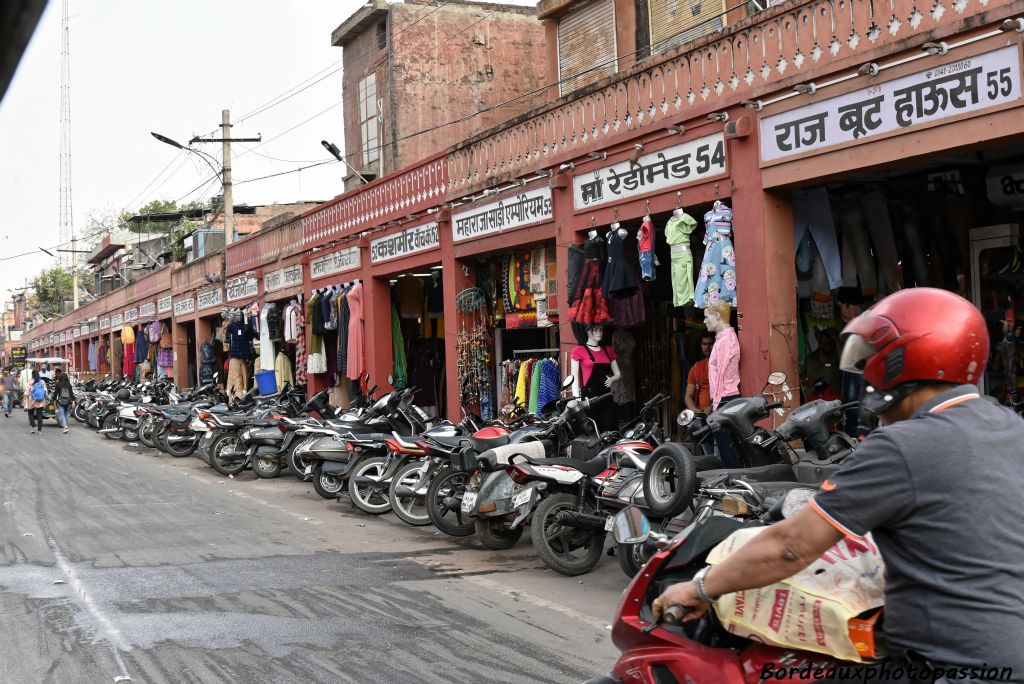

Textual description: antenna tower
[58,0,73,266]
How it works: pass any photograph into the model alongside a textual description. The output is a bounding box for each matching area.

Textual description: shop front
[171,295,197,387]
[306,241,363,405]
[196,284,226,387]
[757,28,1024,419]
[171,254,224,389]
[258,259,304,396]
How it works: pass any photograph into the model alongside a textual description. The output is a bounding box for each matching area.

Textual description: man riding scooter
[654,288,1024,682]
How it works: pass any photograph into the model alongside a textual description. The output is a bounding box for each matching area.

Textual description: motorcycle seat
[430,434,512,453]
[697,463,796,484]
[520,455,608,476]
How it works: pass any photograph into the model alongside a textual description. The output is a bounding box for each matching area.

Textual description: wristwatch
[693,566,718,603]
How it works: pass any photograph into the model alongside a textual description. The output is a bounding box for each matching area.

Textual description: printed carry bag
[706,526,886,662]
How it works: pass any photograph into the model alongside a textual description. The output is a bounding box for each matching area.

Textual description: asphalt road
[0,413,624,684]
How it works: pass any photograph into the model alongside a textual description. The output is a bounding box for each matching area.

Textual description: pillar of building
[362,273,394,395]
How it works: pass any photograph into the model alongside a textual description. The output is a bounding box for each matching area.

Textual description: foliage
[28,267,73,319]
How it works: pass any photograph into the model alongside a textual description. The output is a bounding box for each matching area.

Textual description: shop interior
[178,321,197,387]
[117,317,173,381]
[388,270,446,417]
[791,146,1024,419]
[254,293,302,394]
[307,281,365,408]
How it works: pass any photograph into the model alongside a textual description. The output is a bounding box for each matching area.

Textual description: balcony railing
[172,252,224,293]
[447,0,1021,193]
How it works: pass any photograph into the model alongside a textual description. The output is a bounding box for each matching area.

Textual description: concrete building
[332,0,548,189]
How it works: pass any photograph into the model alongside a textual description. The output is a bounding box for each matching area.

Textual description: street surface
[0,415,622,684]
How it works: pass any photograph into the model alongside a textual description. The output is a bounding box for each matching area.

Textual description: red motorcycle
[588,505,853,684]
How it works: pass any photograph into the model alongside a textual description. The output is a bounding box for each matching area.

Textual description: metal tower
[58,0,73,265]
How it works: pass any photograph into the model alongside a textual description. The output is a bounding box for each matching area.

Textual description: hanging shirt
[226,321,252,360]
[274,351,294,388]
[345,282,365,380]
[135,329,150,364]
[259,304,275,372]
[283,303,300,343]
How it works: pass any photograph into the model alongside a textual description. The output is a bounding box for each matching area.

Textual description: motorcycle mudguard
[254,445,278,458]
[509,486,539,528]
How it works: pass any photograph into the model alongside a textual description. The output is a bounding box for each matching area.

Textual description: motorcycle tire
[313,466,345,500]
[388,460,432,526]
[616,541,654,578]
[87,406,102,429]
[348,457,392,514]
[210,436,246,475]
[101,414,123,441]
[474,517,525,550]
[123,425,140,442]
[287,442,313,481]
[156,431,171,453]
[642,442,698,518]
[166,433,200,458]
[530,492,606,576]
[138,417,157,449]
[253,454,282,479]
[72,402,87,423]
[425,467,475,537]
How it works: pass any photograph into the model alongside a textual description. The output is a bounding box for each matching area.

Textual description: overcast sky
[0,0,367,308]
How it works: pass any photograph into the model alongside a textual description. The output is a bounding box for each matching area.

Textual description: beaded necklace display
[456,287,495,420]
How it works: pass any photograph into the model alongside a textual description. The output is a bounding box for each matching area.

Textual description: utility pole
[221,110,234,245]
[189,113,260,246]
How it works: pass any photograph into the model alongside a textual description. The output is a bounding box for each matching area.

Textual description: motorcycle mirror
[562,375,575,390]
[677,409,695,427]
[612,507,651,544]
[767,371,787,386]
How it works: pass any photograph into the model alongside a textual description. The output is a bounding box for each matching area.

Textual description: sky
[0,0,367,309]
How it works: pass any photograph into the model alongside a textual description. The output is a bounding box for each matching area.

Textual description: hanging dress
[602,230,639,299]
[345,282,365,380]
[664,211,698,307]
[569,237,613,325]
[693,201,737,308]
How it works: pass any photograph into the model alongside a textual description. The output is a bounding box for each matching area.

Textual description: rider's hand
[652,582,709,623]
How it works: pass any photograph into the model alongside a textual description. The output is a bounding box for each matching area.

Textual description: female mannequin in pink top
[704,301,741,468]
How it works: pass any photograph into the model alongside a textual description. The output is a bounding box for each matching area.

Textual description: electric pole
[189,111,260,246]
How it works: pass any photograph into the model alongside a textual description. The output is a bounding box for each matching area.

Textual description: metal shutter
[557,0,617,97]
[648,0,726,53]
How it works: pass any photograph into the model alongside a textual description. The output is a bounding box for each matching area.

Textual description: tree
[28,267,73,320]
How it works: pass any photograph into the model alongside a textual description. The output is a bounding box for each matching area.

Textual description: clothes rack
[513,348,559,356]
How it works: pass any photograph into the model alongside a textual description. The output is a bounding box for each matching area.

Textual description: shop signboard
[453,189,552,242]
[264,264,304,293]
[226,270,258,302]
[761,45,1023,163]
[173,297,196,317]
[100,317,110,331]
[986,164,1024,207]
[197,287,224,311]
[157,295,173,315]
[90,320,99,333]
[80,325,88,337]
[11,346,26,366]
[371,222,440,262]
[139,301,156,318]
[573,133,727,210]
[111,313,123,328]
[124,307,138,323]
[311,246,361,279]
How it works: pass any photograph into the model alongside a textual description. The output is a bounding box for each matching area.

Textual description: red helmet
[839,288,988,414]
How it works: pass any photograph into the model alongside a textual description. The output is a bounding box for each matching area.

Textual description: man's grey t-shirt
[811,385,1024,677]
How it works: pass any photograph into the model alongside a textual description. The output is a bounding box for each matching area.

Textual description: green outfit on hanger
[665,211,698,307]
[529,360,542,414]
[391,307,407,389]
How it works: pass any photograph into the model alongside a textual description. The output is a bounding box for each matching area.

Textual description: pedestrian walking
[24,369,46,433]
[53,367,73,434]
[2,368,20,417]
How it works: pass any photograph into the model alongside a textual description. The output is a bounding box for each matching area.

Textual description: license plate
[604,515,614,532]
[512,488,532,508]
[461,492,477,513]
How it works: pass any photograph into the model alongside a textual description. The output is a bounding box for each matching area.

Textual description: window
[376,20,387,50]
[557,0,617,96]
[358,74,379,167]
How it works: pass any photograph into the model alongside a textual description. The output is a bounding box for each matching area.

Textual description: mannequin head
[703,301,731,333]
[585,324,605,345]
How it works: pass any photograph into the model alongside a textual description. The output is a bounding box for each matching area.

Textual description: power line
[124,150,188,209]
[234,160,339,186]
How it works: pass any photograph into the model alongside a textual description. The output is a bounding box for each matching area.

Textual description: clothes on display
[391,307,408,390]
[120,325,136,379]
[694,201,737,308]
[637,217,656,282]
[569,235,613,325]
[456,288,494,420]
[345,282,365,381]
[274,351,294,388]
[259,304,275,372]
[664,209,698,307]
[571,343,618,432]
[603,226,640,299]
[306,291,327,375]
[708,325,740,409]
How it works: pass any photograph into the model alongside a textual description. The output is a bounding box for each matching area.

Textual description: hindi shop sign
[311,246,361,279]
[197,287,224,311]
[453,188,553,242]
[173,297,195,317]
[264,264,304,294]
[371,222,440,263]
[226,271,258,302]
[124,308,138,323]
[157,295,172,315]
[573,133,727,210]
[100,317,110,331]
[111,313,123,328]
[139,301,156,318]
[761,46,1022,163]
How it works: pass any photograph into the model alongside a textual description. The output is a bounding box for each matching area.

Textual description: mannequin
[705,301,741,468]
[588,229,598,240]
[570,323,622,432]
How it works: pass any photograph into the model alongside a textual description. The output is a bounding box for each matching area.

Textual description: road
[0,414,623,684]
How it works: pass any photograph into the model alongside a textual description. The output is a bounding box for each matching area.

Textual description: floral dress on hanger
[693,201,737,308]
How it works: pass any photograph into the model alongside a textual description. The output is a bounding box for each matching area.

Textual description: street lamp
[151,132,223,181]
[38,247,56,257]
[321,140,369,185]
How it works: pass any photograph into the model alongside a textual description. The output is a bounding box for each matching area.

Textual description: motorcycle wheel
[388,460,432,526]
[474,517,525,550]
[210,436,246,475]
[313,466,344,500]
[530,492,606,576]
[87,406,102,429]
[123,425,140,442]
[138,417,157,448]
[101,414,123,441]
[166,432,199,458]
[425,467,475,537]
[253,454,282,479]
[616,541,654,578]
[642,442,698,518]
[72,402,87,423]
[348,457,392,514]
[287,443,312,481]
